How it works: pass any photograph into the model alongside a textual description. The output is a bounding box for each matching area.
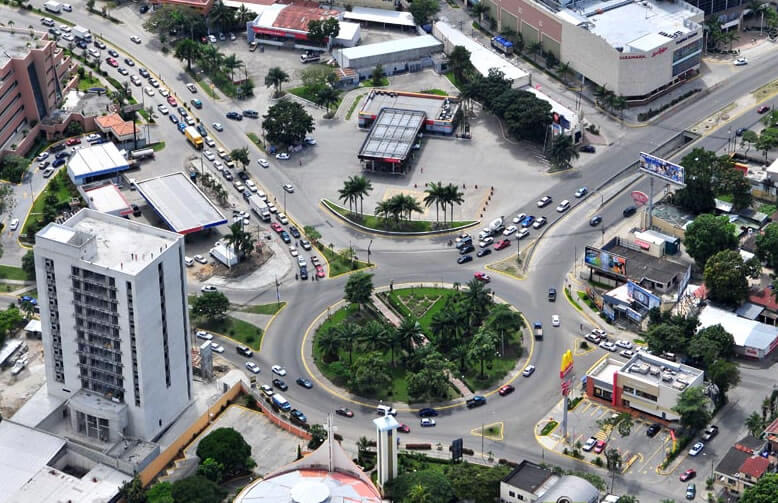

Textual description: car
[623,206,637,217]
[456,236,473,249]
[537,195,552,207]
[688,442,704,456]
[556,200,570,212]
[8,218,19,231]
[455,233,471,244]
[270,222,283,233]
[498,384,515,396]
[186,83,197,93]
[219,32,226,41]
[459,244,475,255]
[221,171,233,181]
[144,86,155,97]
[38,161,50,170]
[474,272,491,282]
[476,248,491,258]
[184,256,194,267]
[289,226,300,238]
[580,145,596,153]
[203,150,215,162]
[167,96,177,106]
[226,111,242,121]
[734,56,748,66]
[310,255,320,266]
[758,105,770,114]
[585,332,602,344]
[159,89,169,98]
[520,215,535,227]
[62,3,72,11]
[593,440,606,454]
[335,407,354,417]
[532,217,547,229]
[293,412,310,426]
[457,255,473,264]
[615,340,633,349]
[49,160,64,170]
[686,483,696,500]
[283,184,295,193]
[512,228,528,241]
[85,133,102,142]
[418,408,438,417]
[106,57,118,67]
[48,27,61,37]
[36,151,50,162]
[582,437,597,452]
[296,256,306,268]
[646,423,662,437]
[315,265,325,278]
[211,122,223,131]
[300,239,312,250]
[296,377,313,389]
[65,137,81,146]
[201,285,217,293]
[137,68,149,78]
[276,153,290,160]
[466,395,487,408]
[494,239,511,250]
[620,350,635,358]
[523,365,535,377]
[87,48,100,59]
[680,469,696,482]
[272,378,288,390]
[397,424,411,433]
[702,425,719,441]
[272,365,287,376]
[116,67,129,76]
[277,213,289,225]
[105,49,118,58]
[735,127,747,136]
[420,418,436,427]
[169,114,179,124]
[547,288,557,301]
[478,236,494,248]
[257,158,270,168]
[511,213,527,225]
[600,341,617,352]
[590,215,602,226]
[304,136,317,145]
[260,384,274,397]
[139,4,149,13]
[124,57,135,66]
[592,328,607,338]
[503,225,518,236]
[552,314,560,327]
[196,330,213,340]
[245,361,260,374]
[205,137,215,147]
[130,35,142,44]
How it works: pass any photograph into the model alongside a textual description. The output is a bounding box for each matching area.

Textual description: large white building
[34,209,192,443]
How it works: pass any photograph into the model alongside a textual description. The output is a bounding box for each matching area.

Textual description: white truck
[44,1,61,13]
[72,25,92,42]
[248,195,271,222]
[209,242,239,267]
[488,216,505,234]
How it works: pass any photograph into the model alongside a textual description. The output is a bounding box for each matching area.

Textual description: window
[509,491,515,497]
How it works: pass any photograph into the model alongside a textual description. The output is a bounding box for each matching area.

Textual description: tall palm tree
[468,330,497,378]
[224,222,246,259]
[316,85,340,117]
[444,184,464,223]
[358,320,386,352]
[486,304,523,355]
[529,41,543,62]
[208,0,235,32]
[385,325,402,367]
[471,2,489,23]
[557,61,573,84]
[548,135,579,171]
[199,44,222,72]
[396,316,423,353]
[316,327,341,362]
[375,200,392,223]
[335,322,360,365]
[464,278,493,328]
[235,4,254,26]
[265,67,289,97]
[423,181,446,223]
[348,175,373,216]
[222,54,243,83]
[400,194,423,221]
[338,178,356,213]
[386,195,404,224]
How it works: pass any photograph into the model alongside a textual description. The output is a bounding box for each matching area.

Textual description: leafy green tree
[22,250,35,280]
[0,305,23,348]
[316,326,341,362]
[303,225,321,244]
[191,291,230,321]
[386,469,455,503]
[344,271,373,309]
[471,2,489,23]
[119,476,146,503]
[684,214,738,268]
[406,351,451,401]
[170,475,226,503]
[548,134,579,171]
[616,497,638,503]
[448,45,473,83]
[704,249,751,305]
[423,181,447,224]
[174,39,200,72]
[196,428,252,478]
[756,222,778,270]
[605,448,622,492]
[315,85,340,116]
[229,147,250,170]
[221,54,243,83]
[262,101,315,148]
[264,66,289,97]
[742,129,758,153]
[306,19,338,46]
[146,481,173,503]
[350,352,391,395]
[86,0,95,10]
[409,0,440,25]
[675,149,721,214]
[197,458,224,482]
[334,321,361,365]
[672,386,711,433]
[0,154,27,184]
[757,130,778,164]
[707,359,740,398]
[468,330,497,378]
[370,64,386,86]
[65,121,83,137]
[688,324,735,368]
[444,462,510,503]
[208,0,235,31]
[745,411,765,438]
[741,473,778,503]
[356,436,370,465]
[307,424,327,449]
[501,90,553,143]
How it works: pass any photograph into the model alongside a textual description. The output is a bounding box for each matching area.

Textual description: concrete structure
[66,142,131,186]
[714,436,774,499]
[697,305,778,359]
[358,89,460,134]
[433,22,530,88]
[0,27,76,157]
[358,108,425,174]
[134,172,227,234]
[374,414,399,487]
[81,183,132,218]
[334,35,442,79]
[343,7,415,29]
[34,209,193,443]
[500,462,599,503]
[150,0,214,13]
[526,86,583,144]
[246,5,361,50]
[586,352,704,421]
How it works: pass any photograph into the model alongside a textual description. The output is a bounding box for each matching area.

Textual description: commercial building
[697,305,778,359]
[66,142,131,186]
[34,209,193,442]
[586,352,704,421]
[246,4,361,50]
[358,89,460,133]
[80,182,133,218]
[500,461,599,503]
[94,112,139,147]
[343,7,415,29]
[358,108,425,174]
[149,0,214,13]
[333,35,443,80]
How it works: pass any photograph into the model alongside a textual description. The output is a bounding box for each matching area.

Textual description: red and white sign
[631,191,649,206]
[635,238,651,250]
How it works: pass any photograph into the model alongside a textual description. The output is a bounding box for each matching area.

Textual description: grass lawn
[716,193,734,203]
[246,132,265,152]
[150,141,166,152]
[345,94,364,120]
[77,74,102,91]
[288,86,319,103]
[360,77,389,87]
[540,420,558,436]
[317,243,371,277]
[759,203,777,216]
[21,170,80,238]
[0,266,30,281]
[323,199,474,233]
[420,89,450,96]
[445,72,466,91]
[239,302,285,315]
[194,315,264,350]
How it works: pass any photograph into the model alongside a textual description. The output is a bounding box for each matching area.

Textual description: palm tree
[224,222,246,259]
[385,325,402,367]
[235,4,254,26]
[338,178,357,213]
[316,327,341,362]
[444,183,464,223]
[400,194,423,221]
[222,54,243,83]
[396,316,423,353]
[199,44,222,72]
[335,322,360,365]
[471,2,489,23]
[464,278,493,327]
[356,436,370,465]
[423,181,446,223]
[348,175,373,216]
[548,135,579,171]
[612,95,627,121]
[375,200,392,223]
[265,67,289,98]
[528,41,543,62]
[359,320,387,352]
[316,85,340,117]
[486,304,523,355]
[723,29,740,51]
[208,0,235,31]
[468,330,497,378]
[386,195,404,224]
[557,61,573,84]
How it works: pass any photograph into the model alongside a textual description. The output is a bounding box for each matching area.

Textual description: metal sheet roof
[337,35,441,62]
[343,7,415,27]
[66,143,129,181]
[359,108,424,161]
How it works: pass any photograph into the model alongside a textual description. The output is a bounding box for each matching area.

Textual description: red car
[474,272,491,283]
[593,440,606,454]
[498,384,515,396]
[270,222,283,233]
[680,469,696,482]
[65,137,81,146]
[315,265,325,278]
[397,424,410,433]
[757,105,770,114]
[106,57,118,67]
[494,239,511,250]
[167,96,177,106]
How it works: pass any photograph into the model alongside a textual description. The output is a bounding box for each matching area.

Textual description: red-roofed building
[150,0,214,13]
[766,417,778,452]
[94,113,138,144]
[246,3,360,50]
[749,287,778,326]
[738,456,770,482]
[714,435,777,497]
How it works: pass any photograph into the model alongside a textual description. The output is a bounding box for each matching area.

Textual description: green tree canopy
[688,324,735,368]
[672,386,711,433]
[448,45,473,83]
[548,134,579,171]
[684,213,738,268]
[406,351,452,401]
[191,292,230,321]
[170,475,226,503]
[344,271,373,309]
[707,359,740,398]
[675,149,720,214]
[349,352,391,395]
[174,38,201,72]
[146,481,174,503]
[756,222,778,270]
[262,101,315,148]
[740,473,778,503]
[386,469,455,503]
[264,66,290,97]
[197,457,224,482]
[409,0,440,25]
[195,427,252,477]
[444,462,510,503]
[704,249,751,305]
[22,250,35,280]
[0,154,27,183]
[308,424,327,449]
[119,476,146,503]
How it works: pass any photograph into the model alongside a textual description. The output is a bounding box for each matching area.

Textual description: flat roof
[566,0,701,52]
[84,184,132,216]
[591,359,625,382]
[0,29,47,68]
[360,89,456,121]
[66,143,129,181]
[503,460,554,494]
[335,21,360,42]
[698,305,778,351]
[343,6,415,27]
[607,244,688,285]
[620,352,703,391]
[135,172,227,234]
[8,463,129,503]
[338,35,441,62]
[0,421,66,503]
[359,108,425,161]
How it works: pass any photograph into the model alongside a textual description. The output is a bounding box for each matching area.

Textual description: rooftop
[607,243,688,285]
[252,3,339,32]
[749,287,778,313]
[716,445,752,477]
[134,172,227,234]
[358,108,425,161]
[0,28,47,68]
[66,142,130,181]
[502,460,555,494]
[619,351,704,392]
[360,89,457,122]
[698,305,778,352]
[739,456,770,478]
[590,358,625,383]
[561,0,702,53]
[7,463,129,503]
[0,420,66,503]
[337,35,442,62]
[83,183,132,216]
[343,6,415,27]
[526,87,579,131]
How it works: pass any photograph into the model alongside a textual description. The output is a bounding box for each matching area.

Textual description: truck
[488,217,505,234]
[184,126,203,150]
[209,242,239,267]
[72,25,92,42]
[491,36,514,55]
[249,195,271,222]
[44,1,62,13]
[272,393,291,411]
[466,395,487,408]
[129,148,154,160]
[533,322,543,340]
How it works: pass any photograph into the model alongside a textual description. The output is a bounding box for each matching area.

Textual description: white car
[208,34,217,43]
[257,191,267,201]
[130,35,142,44]
[556,200,570,212]
[512,213,527,224]
[62,33,74,42]
[615,340,633,350]
[246,180,257,192]
[523,365,536,377]
[592,328,607,338]
[257,158,270,168]
[537,195,552,207]
[268,203,277,213]
[185,116,195,126]
[85,133,101,142]
[620,350,635,359]
[297,256,306,268]
[420,418,436,427]
[517,228,530,239]
[289,246,298,257]
[157,104,169,115]
[62,3,72,11]
[600,341,617,352]
[304,137,317,145]
[734,57,748,66]
[271,365,287,376]
[503,225,518,236]
[478,236,494,248]
[203,150,215,161]
[277,213,289,225]
[212,122,223,131]
[201,285,218,293]
[582,437,597,452]
[130,75,142,86]
[8,218,19,231]
[276,152,290,160]
[260,384,274,397]
[245,361,260,374]
[187,83,197,93]
[36,152,49,161]
[229,32,237,41]
[87,48,100,58]
[144,86,155,97]
[282,184,294,193]
[217,147,227,158]
[210,343,225,353]
[159,88,169,97]
[205,137,215,147]
[688,442,704,456]
[213,161,223,172]
[184,256,194,267]
[194,254,207,264]
[551,314,560,327]
[196,330,213,340]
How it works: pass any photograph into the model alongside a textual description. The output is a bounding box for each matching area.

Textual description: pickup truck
[702,425,718,441]
[533,322,543,340]
[466,395,487,408]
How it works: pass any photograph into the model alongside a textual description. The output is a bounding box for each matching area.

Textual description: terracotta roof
[749,287,778,313]
[112,121,136,138]
[739,456,769,479]
[766,417,778,435]
[335,67,358,80]
[95,113,125,128]
[273,5,338,31]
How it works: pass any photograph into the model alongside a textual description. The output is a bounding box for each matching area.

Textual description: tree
[548,134,579,171]
[344,271,373,309]
[370,64,386,86]
[407,484,431,503]
[350,352,391,394]
[675,149,722,214]
[684,213,738,268]
[222,53,243,83]
[262,101,315,148]
[745,411,765,438]
[740,473,778,503]
[409,0,440,25]
[303,225,321,244]
[174,39,200,72]
[672,386,711,433]
[316,327,341,362]
[208,0,235,31]
[315,85,340,116]
[756,131,777,164]
[229,147,250,171]
[597,411,634,441]
[119,476,146,503]
[500,90,553,143]
[66,120,83,137]
[170,475,226,503]
[423,181,447,224]
[444,462,510,503]
[444,183,464,223]
[704,249,751,305]
[688,324,735,368]
[86,0,95,10]
[197,457,224,482]
[468,330,497,378]
[306,18,339,46]
[22,250,35,280]
[396,316,424,353]
[146,481,173,503]
[191,292,229,322]
[742,129,758,153]
[605,448,622,492]
[348,175,372,215]
[528,41,543,62]
[264,66,289,97]
[406,352,451,401]
[448,45,473,83]
[308,424,327,449]
[471,2,489,23]
[386,469,455,503]
[196,427,252,477]
[756,222,778,270]
[707,359,740,398]
[463,278,493,328]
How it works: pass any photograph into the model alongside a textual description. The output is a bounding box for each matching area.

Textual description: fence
[250,392,312,440]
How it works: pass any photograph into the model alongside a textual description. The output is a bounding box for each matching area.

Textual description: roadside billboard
[627,281,661,310]
[584,246,627,278]
[639,152,685,186]
[631,190,649,206]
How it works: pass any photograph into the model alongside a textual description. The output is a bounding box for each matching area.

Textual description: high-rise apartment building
[34,209,192,443]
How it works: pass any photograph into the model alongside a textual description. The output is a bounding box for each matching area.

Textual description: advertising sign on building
[584,246,627,278]
[626,307,643,323]
[627,281,661,310]
[639,152,686,186]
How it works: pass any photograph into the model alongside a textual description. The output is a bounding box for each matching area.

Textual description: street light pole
[367,239,372,265]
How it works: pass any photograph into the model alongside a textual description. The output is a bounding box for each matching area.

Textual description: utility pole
[367,239,373,265]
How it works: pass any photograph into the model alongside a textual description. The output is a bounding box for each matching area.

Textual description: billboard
[631,191,649,206]
[627,281,661,310]
[584,246,627,278]
[639,152,685,186]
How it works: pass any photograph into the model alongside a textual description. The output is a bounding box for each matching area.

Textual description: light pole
[367,239,373,265]
[282,185,287,214]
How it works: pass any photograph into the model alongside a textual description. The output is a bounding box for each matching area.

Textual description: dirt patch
[487,253,527,280]
[194,246,274,282]
[0,337,46,418]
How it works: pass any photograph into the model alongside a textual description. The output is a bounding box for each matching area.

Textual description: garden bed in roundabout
[312,275,526,404]
[322,199,476,235]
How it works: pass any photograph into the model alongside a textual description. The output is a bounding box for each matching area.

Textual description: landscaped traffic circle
[310,276,528,406]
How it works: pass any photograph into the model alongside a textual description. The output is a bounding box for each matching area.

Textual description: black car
[52,158,66,167]
[139,4,149,13]
[335,407,354,417]
[580,145,596,153]
[280,231,291,243]
[457,255,473,264]
[94,40,106,50]
[300,266,308,280]
[131,204,141,217]
[296,377,313,389]
[466,395,487,408]
[548,288,557,301]
[646,423,661,437]
[139,68,149,78]
[242,189,252,201]
[589,215,602,226]
[55,150,71,160]
[290,409,307,424]
[108,49,119,58]
[418,408,438,417]
[459,244,475,255]
[623,206,637,217]
[236,345,253,357]
[289,226,301,238]
[124,57,135,67]
[237,171,249,181]
[226,111,243,121]
[735,128,747,136]
[476,248,491,258]
[272,378,288,391]
[222,171,233,181]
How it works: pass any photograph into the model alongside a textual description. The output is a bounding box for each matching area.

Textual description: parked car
[8,218,19,231]
[623,206,637,217]
[498,384,515,396]
[201,285,217,293]
[420,418,436,427]
[418,408,438,417]
[476,248,491,258]
[276,153,290,160]
[582,437,597,452]
[686,483,696,500]
[245,361,260,374]
[680,469,696,482]
[688,442,704,456]
[646,423,662,437]
[537,195,552,207]
[335,407,354,417]
[580,145,596,153]
[283,184,294,193]
[702,425,719,441]
[600,341,617,352]
[594,440,606,454]
[494,239,511,250]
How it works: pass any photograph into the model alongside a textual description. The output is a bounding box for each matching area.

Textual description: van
[242,109,259,119]
[272,393,291,411]
[300,52,320,64]
[623,206,637,217]
[376,404,397,416]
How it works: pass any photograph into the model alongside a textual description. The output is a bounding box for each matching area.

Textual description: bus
[491,36,514,55]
